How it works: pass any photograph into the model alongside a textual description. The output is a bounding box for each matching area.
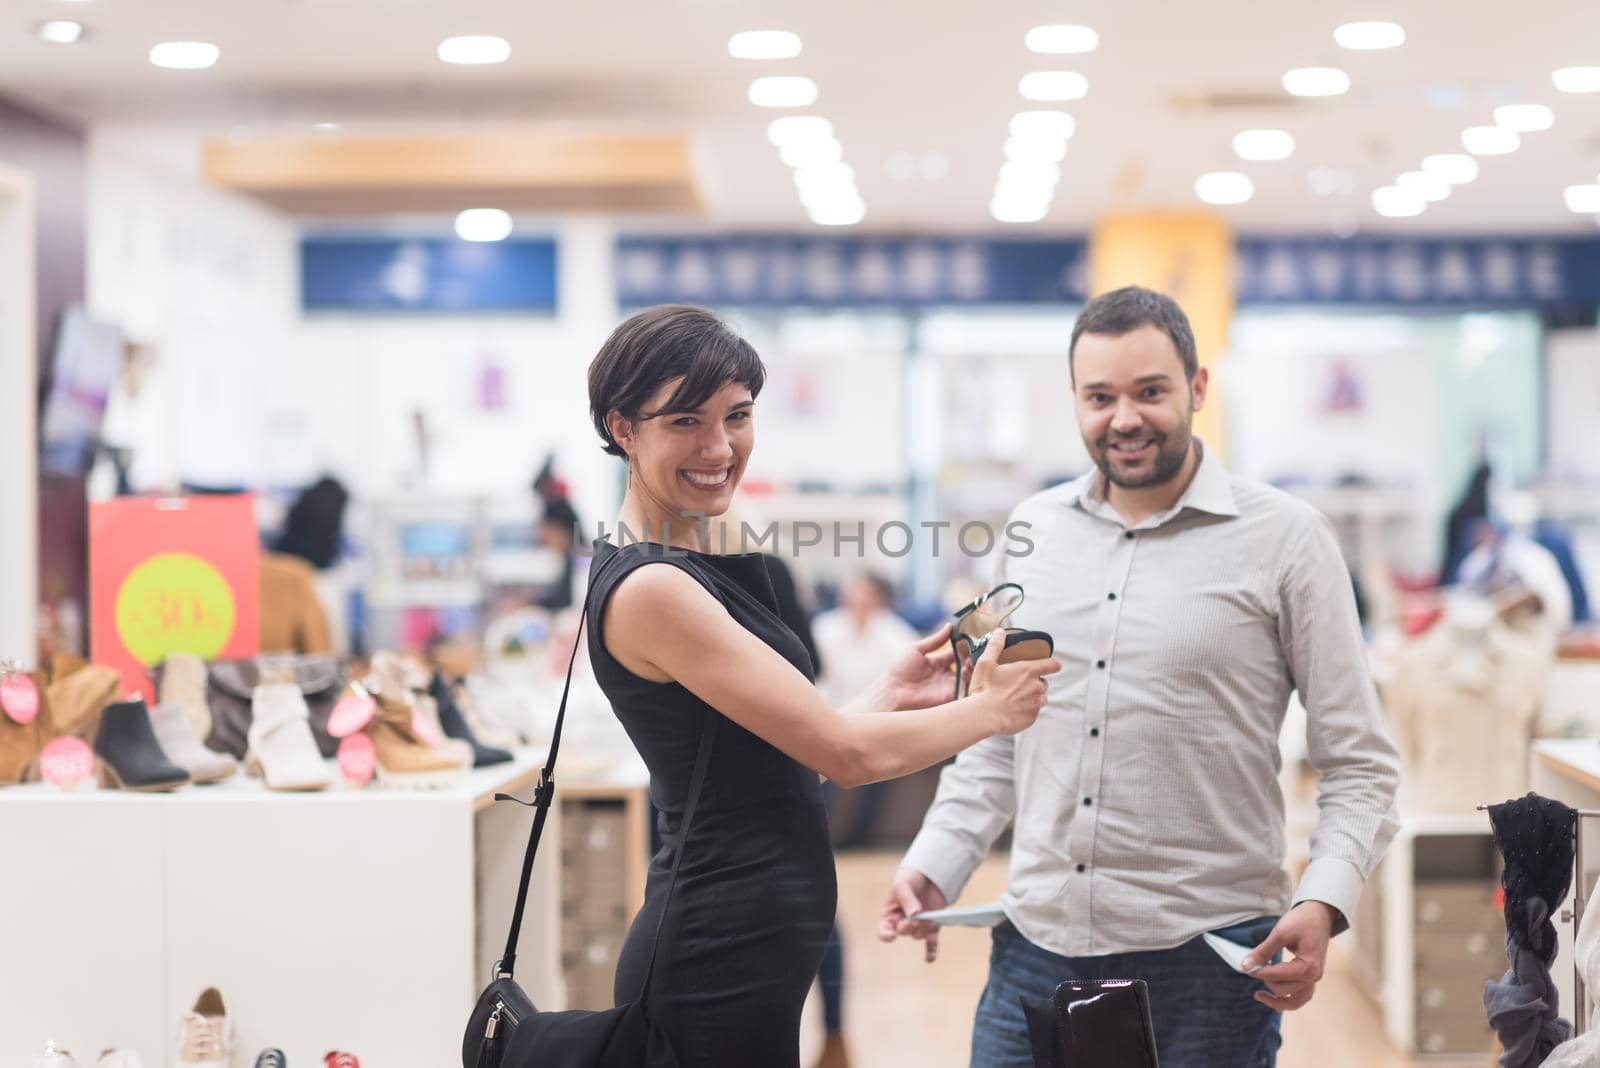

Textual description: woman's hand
[968,632,1059,735]
[883,623,958,710]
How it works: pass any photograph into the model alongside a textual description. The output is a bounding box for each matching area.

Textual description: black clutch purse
[463,552,716,1068]
[1022,978,1161,1068]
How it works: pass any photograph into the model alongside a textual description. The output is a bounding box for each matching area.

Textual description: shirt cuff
[900,827,980,904]
[1292,856,1366,936]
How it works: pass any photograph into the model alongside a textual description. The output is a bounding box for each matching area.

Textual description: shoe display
[430,672,513,767]
[366,692,469,789]
[1,666,51,784]
[158,652,213,744]
[176,987,233,1067]
[245,683,333,791]
[32,1040,76,1067]
[252,1050,286,1068]
[93,699,190,792]
[149,701,237,784]
[44,655,122,740]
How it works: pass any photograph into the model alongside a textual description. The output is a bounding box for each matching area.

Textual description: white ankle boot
[246,683,332,791]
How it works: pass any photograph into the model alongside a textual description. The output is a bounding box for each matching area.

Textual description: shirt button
[1107,592,1117,601]
[1096,659,1106,669]
[1124,531,1135,540]
[1083,797,1093,807]
[1076,864,1087,873]
[1090,727,1100,737]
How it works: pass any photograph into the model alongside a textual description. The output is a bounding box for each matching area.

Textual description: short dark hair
[587,305,766,458]
[1069,286,1198,381]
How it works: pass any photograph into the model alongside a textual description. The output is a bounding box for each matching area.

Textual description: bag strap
[495,546,719,992]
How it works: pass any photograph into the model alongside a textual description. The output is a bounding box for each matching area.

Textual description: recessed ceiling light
[455,208,513,242]
[1194,171,1254,205]
[1396,171,1451,202]
[1232,129,1295,162]
[437,36,511,65]
[749,76,818,108]
[1333,21,1405,50]
[1283,67,1350,97]
[313,122,341,132]
[767,116,832,146]
[1494,104,1554,132]
[1421,153,1479,184]
[998,161,1061,191]
[1009,110,1076,141]
[36,20,84,44]
[991,195,1050,224]
[1371,185,1425,217]
[1019,71,1088,101]
[1553,67,1600,94]
[1004,135,1067,165]
[1024,25,1099,55]
[1461,125,1519,155]
[793,162,856,192]
[148,41,220,69]
[808,195,866,227]
[727,30,801,60]
[1565,185,1600,214]
[779,137,842,168]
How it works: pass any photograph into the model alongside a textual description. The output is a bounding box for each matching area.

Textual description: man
[879,286,1401,1067]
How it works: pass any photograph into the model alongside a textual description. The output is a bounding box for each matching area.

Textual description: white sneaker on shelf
[176,987,233,1067]
[246,683,332,791]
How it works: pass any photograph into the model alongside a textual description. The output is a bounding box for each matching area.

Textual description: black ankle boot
[429,673,512,767]
[94,698,190,791]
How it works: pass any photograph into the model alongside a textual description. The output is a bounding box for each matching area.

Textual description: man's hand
[1242,901,1337,1011]
[883,623,958,711]
[877,866,949,963]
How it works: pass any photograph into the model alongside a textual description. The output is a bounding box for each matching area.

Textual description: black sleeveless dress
[585,539,838,1067]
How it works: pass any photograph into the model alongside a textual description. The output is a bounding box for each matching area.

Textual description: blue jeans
[970,916,1283,1068]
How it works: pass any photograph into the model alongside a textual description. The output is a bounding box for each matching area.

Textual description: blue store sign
[301,237,558,313]
[617,234,1600,310]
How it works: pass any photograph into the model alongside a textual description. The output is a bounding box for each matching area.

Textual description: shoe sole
[96,760,187,792]
[244,754,331,792]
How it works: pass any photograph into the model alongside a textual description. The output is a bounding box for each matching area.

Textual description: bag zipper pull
[485,1004,501,1039]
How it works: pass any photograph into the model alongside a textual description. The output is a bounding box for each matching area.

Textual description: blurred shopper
[879,287,1402,1068]
[584,304,1061,1067]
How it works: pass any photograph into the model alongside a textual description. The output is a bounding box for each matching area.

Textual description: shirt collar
[1058,438,1240,525]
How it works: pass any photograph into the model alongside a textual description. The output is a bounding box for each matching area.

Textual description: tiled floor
[798,852,1446,1068]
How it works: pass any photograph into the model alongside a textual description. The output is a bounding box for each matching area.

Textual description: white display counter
[0,750,621,1064]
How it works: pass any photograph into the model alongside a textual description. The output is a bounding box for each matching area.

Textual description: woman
[585,304,1059,1066]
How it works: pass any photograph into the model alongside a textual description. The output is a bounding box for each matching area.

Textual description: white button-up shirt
[902,441,1402,955]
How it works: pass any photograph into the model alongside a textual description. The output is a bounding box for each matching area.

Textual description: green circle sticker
[114,552,237,665]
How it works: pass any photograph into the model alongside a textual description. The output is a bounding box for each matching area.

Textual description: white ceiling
[6,0,1600,234]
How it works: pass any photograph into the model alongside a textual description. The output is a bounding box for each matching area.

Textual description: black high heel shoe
[950,582,1054,699]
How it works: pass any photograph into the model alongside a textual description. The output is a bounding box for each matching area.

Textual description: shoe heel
[244,753,263,779]
[96,759,121,790]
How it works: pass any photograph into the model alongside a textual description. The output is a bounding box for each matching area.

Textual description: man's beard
[1093,424,1193,490]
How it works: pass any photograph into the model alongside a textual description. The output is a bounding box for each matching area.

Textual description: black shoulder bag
[462,555,717,1068]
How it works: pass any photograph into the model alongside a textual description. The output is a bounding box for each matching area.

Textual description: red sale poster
[89,495,260,700]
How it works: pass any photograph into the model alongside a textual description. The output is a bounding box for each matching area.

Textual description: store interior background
[5,2,1600,1064]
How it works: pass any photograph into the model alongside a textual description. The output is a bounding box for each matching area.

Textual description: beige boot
[366,693,468,789]
[246,683,332,791]
[159,652,212,743]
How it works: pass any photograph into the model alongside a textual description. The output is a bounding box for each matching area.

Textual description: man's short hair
[1069,286,1198,381]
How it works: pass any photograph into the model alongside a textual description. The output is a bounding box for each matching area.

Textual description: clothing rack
[1477,803,1600,1035]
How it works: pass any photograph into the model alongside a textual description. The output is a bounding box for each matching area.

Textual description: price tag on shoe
[326,683,377,738]
[40,736,94,789]
[337,732,376,787]
[1,673,39,725]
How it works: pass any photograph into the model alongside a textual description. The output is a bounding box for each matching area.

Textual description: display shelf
[0,748,647,1065]
[1531,738,1600,1039]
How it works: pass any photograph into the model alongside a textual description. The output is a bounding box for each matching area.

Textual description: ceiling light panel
[1396,171,1451,202]
[1461,125,1519,155]
[1232,129,1295,161]
[1421,154,1479,184]
[149,41,219,69]
[1334,22,1405,50]
[1494,104,1554,132]
[727,30,801,60]
[1194,171,1254,206]
[1019,71,1088,101]
[36,20,84,44]
[1009,111,1076,141]
[1565,185,1600,214]
[1553,67,1600,94]
[749,76,818,108]
[1372,185,1425,218]
[1283,67,1350,97]
[455,209,513,242]
[437,35,510,65]
[767,116,833,145]
[1024,25,1099,55]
